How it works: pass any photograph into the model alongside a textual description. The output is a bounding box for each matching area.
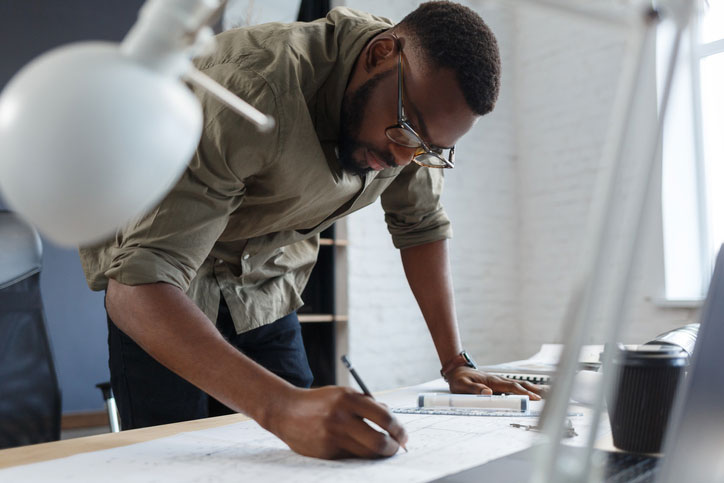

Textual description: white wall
[341,0,699,392]
[341,0,520,390]
[513,4,698,355]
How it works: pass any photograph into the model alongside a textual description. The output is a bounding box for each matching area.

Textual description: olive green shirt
[80,7,452,334]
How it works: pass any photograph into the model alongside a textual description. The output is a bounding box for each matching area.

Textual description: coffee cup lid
[613,344,688,367]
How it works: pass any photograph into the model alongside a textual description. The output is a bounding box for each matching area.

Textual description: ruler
[392,407,540,417]
[392,407,583,418]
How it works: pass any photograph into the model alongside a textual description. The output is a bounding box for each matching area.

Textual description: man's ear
[363,36,398,73]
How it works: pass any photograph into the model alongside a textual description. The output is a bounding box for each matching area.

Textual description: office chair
[0,210,62,448]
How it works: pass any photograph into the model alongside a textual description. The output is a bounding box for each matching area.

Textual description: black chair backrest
[0,210,61,448]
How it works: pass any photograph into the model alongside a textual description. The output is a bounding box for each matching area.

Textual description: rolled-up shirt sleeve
[94,66,280,292]
[380,162,452,249]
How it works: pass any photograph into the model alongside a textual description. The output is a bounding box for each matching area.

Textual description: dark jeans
[107,297,313,430]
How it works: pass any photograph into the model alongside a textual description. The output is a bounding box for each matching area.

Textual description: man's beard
[338,69,397,176]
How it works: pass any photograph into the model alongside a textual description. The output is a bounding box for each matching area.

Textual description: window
[660,0,724,301]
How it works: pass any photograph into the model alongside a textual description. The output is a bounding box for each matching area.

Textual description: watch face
[462,351,478,369]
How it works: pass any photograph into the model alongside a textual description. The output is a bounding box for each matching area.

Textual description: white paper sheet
[478,344,604,375]
[0,414,544,483]
[0,380,600,482]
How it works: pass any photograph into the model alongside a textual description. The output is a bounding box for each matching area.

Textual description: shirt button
[242,254,250,260]
[216,259,223,265]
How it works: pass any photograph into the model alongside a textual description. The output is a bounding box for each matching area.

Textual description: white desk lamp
[0,0,273,246]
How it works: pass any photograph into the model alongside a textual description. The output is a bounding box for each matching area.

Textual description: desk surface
[0,380,605,482]
[0,383,421,470]
[0,413,249,469]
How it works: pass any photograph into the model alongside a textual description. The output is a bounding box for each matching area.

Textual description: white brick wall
[340,1,519,390]
[513,4,699,355]
[339,1,699,392]
[515,7,623,354]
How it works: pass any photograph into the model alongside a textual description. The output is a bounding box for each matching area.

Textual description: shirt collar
[313,8,392,145]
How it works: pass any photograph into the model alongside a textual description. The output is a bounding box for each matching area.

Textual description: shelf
[319,238,349,247]
[298,314,349,323]
[300,221,349,387]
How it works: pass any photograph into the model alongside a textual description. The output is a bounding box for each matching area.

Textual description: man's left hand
[446,367,546,401]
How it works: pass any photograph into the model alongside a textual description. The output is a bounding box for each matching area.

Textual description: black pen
[341,355,408,453]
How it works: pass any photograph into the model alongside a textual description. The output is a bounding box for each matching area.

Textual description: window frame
[660,1,724,304]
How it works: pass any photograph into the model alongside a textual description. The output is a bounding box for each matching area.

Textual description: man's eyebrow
[408,103,454,150]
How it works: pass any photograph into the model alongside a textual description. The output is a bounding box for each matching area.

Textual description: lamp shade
[0,42,202,246]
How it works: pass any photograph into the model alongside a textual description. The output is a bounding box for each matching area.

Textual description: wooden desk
[0,413,249,469]
[0,380,603,482]
[0,386,413,469]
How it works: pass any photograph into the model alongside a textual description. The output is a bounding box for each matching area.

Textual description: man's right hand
[266,385,408,459]
[106,280,407,461]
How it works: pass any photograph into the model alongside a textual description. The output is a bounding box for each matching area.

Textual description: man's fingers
[448,369,547,401]
[497,380,542,401]
[474,382,493,395]
[504,380,543,400]
[333,423,388,459]
[340,416,401,458]
[518,381,545,400]
[454,378,493,395]
[346,393,408,449]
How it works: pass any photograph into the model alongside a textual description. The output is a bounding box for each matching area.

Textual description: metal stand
[499,1,696,482]
[96,382,121,433]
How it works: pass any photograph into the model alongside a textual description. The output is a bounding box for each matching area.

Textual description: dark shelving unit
[299,223,348,387]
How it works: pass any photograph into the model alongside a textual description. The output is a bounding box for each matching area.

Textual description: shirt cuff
[104,247,195,292]
[388,215,453,250]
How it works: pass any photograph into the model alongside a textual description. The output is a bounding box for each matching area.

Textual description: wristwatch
[440,350,478,381]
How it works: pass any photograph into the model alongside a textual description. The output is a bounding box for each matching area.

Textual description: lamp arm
[580,6,689,466]
[184,67,275,132]
[531,13,657,482]
[120,0,272,132]
[121,0,222,76]
[530,1,695,482]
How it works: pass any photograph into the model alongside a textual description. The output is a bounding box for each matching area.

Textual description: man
[80,1,543,460]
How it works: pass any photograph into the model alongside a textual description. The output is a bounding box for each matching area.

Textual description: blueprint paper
[0,379,601,482]
[0,408,599,482]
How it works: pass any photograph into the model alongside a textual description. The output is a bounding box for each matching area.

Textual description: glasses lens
[414,152,449,168]
[386,127,422,148]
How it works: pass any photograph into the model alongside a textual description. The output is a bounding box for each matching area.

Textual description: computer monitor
[658,244,724,482]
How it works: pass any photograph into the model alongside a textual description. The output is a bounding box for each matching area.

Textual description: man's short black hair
[397,1,501,116]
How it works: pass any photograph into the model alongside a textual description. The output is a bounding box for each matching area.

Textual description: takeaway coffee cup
[607,344,687,454]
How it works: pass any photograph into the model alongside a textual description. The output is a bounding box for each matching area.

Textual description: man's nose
[388,143,417,167]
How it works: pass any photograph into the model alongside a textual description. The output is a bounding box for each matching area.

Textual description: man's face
[338,44,478,176]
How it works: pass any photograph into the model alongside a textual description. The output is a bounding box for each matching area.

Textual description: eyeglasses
[384,39,455,169]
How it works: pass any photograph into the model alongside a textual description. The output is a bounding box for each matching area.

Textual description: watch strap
[440,350,477,381]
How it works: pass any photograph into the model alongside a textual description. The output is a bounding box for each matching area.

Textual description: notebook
[478,344,604,385]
